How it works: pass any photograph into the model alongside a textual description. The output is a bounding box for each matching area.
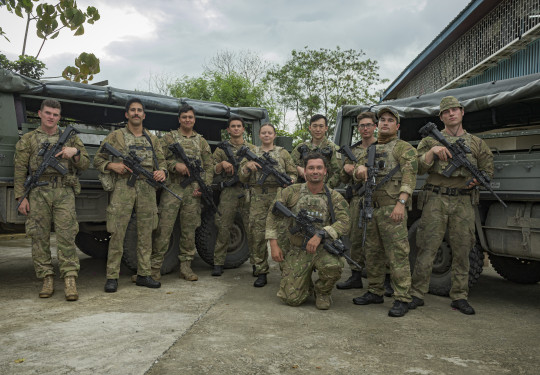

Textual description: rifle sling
[142,130,160,170]
[357,164,401,197]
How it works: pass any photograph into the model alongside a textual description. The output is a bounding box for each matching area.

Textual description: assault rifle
[17,125,80,210]
[216,141,245,189]
[236,146,293,187]
[168,142,220,215]
[272,201,362,270]
[337,145,358,163]
[101,142,182,202]
[419,122,507,208]
[297,144,333,161]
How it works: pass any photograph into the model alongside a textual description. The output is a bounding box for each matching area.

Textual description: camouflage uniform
[266,184,350,306]
[291,137,342,188]
[339,142,368,271]
[14,127,89,279]
[411,130,493,300]
[151,130,213,267]
[239,146,297,275]
[93,127,166,279]
[212,140,255,266]
[353,137,417,302]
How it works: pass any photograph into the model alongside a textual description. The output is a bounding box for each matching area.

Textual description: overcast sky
[1,0,471,92]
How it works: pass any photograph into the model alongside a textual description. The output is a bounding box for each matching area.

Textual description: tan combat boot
[151,267,161,281]
[39,275,54,298]
[64,276,78,301]
[180,261,198,281]
[315,293,332,310]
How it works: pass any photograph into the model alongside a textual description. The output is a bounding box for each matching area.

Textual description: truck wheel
[195,210,250,269]
[408,220,484,296]
[121,215,180,274]
[75,231,109,259]
[488,254,540,284]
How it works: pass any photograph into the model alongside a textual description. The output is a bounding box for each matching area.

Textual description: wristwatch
[316,229,327,239]
[74,148,81,157]
[397,198,406,205]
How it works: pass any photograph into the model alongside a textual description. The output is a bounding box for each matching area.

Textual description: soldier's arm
[323,191,350,239]
[281,149,298,183]
[396,142,418,197]
[92,132,116,173]
[290,144,302,166]
[149,133,167,173]
[213,148,226,175]
[69,136,90,171]
[200,138,214,186]
[475,137,494,179]
[265,187,292,240]
[417,137,438,175]
[13,135,32,199]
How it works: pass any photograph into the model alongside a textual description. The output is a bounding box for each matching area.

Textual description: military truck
[334,73,540,295]
[0,68,271,274]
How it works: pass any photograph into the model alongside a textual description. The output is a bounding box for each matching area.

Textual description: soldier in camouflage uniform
[94,98,167,293]
[15,99,89,301]
[211,116,255,276]
[239,123,297,287]
[336,111,378,290]
[151,104,213,282]
[409,96,493,315]
[266,153,350,310]
[352,107,417,317]
[291,114,342,188]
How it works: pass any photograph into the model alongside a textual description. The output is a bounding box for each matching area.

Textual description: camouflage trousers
[411,193,475,300]
[213,185,248,266]
[365,205,412,302]
[106,178,158,279]
[247,187,278,275]
[26,186,80,279]
[152,182,201,267]
[277,245,344,306]
[347,195,365,272]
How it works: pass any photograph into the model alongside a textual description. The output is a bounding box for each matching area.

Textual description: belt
[250,185,279,195]
[424,184,471,196]
[37,175,65,188]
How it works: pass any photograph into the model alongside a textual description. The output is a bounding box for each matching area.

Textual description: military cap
[439,96,462,115]
[377,107,400,123]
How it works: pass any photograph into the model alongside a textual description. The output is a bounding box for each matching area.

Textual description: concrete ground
[0,236,539,375]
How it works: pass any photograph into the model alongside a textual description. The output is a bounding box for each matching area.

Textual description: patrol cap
[377,107,400,123]
[439,96,462,115]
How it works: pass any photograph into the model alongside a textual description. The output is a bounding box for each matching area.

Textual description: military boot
[39,275,54,298]
[151,267,161,281]
[336,270,363,289]
[180,261,198,281]
[315,293,332,310]
[384,274,394,297]
[64,276,78,301]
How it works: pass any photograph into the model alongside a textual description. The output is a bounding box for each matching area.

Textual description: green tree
[0,53,45,79]
[0,0,100,81]
[266,46,388,138]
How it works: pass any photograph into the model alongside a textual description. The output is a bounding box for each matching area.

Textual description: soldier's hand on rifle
[306,235,322,254]
[269,239,284,262]
[243,161,261,174]
[343,164,355,175]
[17,197,30,216]
[354,165,368,181]
[221,160,234,175]
[107,162,132,175]
[192,187,203,197]
[153,170,166,182]
[175,162,190,176]
[466,178,480,188]
[55,146,78,159]
[431,146,452,162]
[296,166,305,179]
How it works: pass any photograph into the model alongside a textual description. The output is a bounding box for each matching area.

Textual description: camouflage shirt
[417,129,494,189]
[212,139,255,182]
[291,137,342,188]
[161,129,213,186]
[339,141,369,185]
[14,126,90,199]
[266,183,350,242]
[239,146,297,187]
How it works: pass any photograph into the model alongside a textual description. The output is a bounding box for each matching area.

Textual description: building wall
[395,0,540,99]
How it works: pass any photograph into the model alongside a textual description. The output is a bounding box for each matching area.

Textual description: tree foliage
[266,46,388,137]
[62,52,100,83]
[0,0,100,80]
[0,53,45,79]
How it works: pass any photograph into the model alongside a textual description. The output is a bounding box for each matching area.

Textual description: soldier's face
[259,125,276,145]
[358,118,376,139]
[179,110,196,131]
[125,103,145,126]
[309,119,328,141]
[227,120,245,138]
[377,112,400,136]
[440,107,464,127]
[304,158,327,183]
[38,106,61,130]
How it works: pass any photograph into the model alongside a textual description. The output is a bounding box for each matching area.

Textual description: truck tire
[195,210,249,269]
[488,254,540,284]
[75,231,109,259]
[408,219,484,296]
[121,214,180,274]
